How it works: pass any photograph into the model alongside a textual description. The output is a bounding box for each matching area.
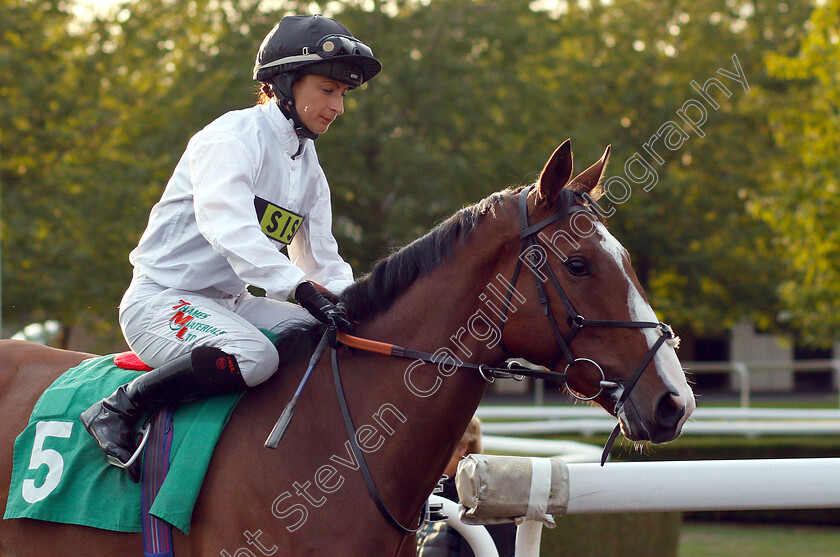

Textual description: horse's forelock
[557,186,606,224]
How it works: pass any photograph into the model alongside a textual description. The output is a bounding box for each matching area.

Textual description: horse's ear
[568,144,611,195]
[536,139,573,206]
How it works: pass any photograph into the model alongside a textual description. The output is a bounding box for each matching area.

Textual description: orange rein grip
[336,331,396,356]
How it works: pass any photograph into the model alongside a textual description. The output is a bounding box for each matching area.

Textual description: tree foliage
[322,0,815,338]
[756,0,840,344]
[1,0,832,349]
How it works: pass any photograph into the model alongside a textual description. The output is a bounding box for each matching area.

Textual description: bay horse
[0,140,694,556]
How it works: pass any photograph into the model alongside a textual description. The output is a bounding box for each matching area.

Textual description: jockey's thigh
[120,285,311,387]
[229,290,318,384]
[231,289,317,336]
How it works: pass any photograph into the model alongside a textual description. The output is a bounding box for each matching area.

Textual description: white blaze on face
[595,223,695,415]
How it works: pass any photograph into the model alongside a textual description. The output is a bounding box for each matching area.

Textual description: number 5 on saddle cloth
[4,353,242,536]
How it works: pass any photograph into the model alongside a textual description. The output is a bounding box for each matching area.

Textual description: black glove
[294,282,354,334]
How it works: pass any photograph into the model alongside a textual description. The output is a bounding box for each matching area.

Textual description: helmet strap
[268,73,318,141]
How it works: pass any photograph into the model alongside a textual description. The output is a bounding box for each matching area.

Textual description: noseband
[498,186,677,463]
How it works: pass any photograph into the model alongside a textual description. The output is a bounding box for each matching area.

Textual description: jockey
[80,14,381,481]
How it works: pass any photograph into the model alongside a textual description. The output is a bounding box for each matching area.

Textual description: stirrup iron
[106,421,151,471]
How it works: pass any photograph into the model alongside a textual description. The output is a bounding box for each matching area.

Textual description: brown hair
[257,82,274,105]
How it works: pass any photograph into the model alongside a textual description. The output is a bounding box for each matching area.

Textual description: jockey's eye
[565,257,590,277]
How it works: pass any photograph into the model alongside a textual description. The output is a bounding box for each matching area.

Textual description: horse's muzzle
[619,390,694,444]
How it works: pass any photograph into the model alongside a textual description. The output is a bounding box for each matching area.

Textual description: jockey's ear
[536,139,573,207]
[567,144,611,196]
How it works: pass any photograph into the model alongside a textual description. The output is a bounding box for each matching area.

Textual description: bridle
[326,185,678,536]
[499,185,678,463]
[499,186,678,395]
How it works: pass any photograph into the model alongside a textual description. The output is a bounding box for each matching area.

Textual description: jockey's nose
[332,95,345,116]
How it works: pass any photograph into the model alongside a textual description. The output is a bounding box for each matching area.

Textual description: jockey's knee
[235,337,279,387]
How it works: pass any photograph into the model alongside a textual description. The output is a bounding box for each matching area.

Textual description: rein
[335,331,568,383]
[322,185,678,536]
[328,331,569,536]
[330,348,422,535]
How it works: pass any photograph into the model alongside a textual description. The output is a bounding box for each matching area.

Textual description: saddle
[4,352,241,534]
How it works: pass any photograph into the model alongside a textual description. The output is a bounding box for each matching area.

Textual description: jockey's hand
[295,281,355,335]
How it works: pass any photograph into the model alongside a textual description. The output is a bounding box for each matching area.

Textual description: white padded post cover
[455,454,570,527]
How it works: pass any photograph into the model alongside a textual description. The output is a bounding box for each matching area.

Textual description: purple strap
[141,409,175,557]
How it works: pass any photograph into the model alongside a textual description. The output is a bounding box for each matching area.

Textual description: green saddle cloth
[3,354,242,534]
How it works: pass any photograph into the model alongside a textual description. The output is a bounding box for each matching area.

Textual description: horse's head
[501,140,694,445]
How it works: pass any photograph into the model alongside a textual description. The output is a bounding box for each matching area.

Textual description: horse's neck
[224,210,515,548]
[345,214,513,526]
[364,217,514,364]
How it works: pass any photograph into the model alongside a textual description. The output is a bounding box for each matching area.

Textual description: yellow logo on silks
[254,197,304,245]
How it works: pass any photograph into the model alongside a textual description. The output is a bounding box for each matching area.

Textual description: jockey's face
[292,73,350,135]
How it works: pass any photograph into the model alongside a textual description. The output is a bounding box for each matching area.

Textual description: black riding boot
[80,346,247,482]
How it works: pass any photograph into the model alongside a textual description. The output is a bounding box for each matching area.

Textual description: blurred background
[2,1,839,554]
[3,0,838,357]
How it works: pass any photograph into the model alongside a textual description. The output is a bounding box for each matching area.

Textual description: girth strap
[141,409,175,557]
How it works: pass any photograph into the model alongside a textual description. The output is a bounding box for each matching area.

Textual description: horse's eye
[565,257,590,277]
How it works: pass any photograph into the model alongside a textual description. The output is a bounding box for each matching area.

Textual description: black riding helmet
[253,15,382,140]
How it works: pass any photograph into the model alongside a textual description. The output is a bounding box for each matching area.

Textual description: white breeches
[118,276,316,387]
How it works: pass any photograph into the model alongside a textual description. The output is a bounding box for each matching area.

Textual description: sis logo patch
[254,197,303,245]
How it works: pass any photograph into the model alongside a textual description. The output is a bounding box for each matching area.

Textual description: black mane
[273,185,595,368]
[272,187,521,368]
[340,186,525,322]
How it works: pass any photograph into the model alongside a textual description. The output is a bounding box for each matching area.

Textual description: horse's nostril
[655,392,685,429]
